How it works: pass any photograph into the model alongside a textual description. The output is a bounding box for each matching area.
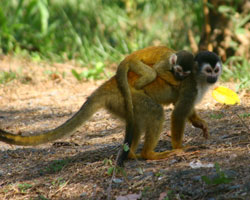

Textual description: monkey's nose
[207,76,217,84]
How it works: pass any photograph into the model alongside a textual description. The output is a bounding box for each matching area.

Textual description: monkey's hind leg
[141,131,182,160]
[127,124,143,159]
[129,60,157,89]
[136,96,176,160]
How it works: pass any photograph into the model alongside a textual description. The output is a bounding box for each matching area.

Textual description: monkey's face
[195,51,222,84]
[201,62,222,84]
[172,65,191,80]
[170,50,194,81]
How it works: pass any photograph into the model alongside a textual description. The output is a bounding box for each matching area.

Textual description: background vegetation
[0,0,249,88]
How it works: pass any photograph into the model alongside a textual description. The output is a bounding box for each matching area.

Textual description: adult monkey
[117,50,222,165]
[116,46,194,163]
[0,50,222,166]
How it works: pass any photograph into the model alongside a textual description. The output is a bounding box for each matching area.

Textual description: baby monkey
[117,46,194,91]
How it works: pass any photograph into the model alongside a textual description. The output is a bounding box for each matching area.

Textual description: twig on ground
[235,113,250,132]
[107,146,122,200]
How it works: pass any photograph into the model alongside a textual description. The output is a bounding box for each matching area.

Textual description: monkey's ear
[169,54,177,65]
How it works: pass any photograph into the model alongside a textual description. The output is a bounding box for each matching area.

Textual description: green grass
[0,0,203,81]
[0,0,248,87]
[240,113,250,118]
[0,70,17,84]
[210,113,224,119]
[202,163,233,185]
[44,159,69,173]
[18,183,32,193]
[0,0,202,63]
[52,177,66,186]
[222,56,250,90]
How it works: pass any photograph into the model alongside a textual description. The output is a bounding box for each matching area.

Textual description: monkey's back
[125,46,175,67]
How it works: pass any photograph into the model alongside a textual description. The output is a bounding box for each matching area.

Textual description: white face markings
[214,61,222,76]
[202,63,213,75]
[173,65,191,77]
[194,51,223,104]
[201,61,222,84]
[202,62,222,76]
[195,61,222,104]
[173,65,183,73]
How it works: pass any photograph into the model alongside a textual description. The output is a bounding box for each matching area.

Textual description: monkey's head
[169,50,194,81]
[195,51,222,84]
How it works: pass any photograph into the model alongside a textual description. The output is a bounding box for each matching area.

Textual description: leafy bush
[0,0,248,86]
[0,0,202,64]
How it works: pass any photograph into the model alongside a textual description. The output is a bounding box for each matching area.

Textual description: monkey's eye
[174,65,183,74]
[206,68,212,73]
[177,68,183,73]
[214,68,219,73]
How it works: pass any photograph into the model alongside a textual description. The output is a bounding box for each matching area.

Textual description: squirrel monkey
[118,50,222,164]
[116,46,194,155]
[0,50,222,167]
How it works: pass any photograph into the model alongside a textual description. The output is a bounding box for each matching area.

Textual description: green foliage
[222,56,250,90]
[18,183,32,193]
[71,62,105,80]
[240,113,250,118]
[45,159,69,173]
[163,190,175,200]
[35,195,49,200]
[103,158,114,176]
[0,70,17,84]
[52,177,66,186]
[103,158,119,176]
[202,163,233,185]
[154,171,163,177]
[0,0,247,84]
[216,2,250,89]
[0,0,202,63]
[210,113,224,119]
[103,158,127,177]
[123,143,129,152]
[141,186,151,198]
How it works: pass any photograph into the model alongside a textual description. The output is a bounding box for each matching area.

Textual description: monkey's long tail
[116,61,134,127]
[0,95,102,146]
[116,61,135,164]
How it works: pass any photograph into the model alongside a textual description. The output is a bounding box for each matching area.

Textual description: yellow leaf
[212,86,240,105]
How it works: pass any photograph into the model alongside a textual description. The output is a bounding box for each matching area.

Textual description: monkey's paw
[192,121,209,139]
[128,151,142,159]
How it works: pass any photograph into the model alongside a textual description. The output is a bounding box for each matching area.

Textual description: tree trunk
[199,0,249,61]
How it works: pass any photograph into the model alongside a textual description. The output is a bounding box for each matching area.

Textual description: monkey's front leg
[188,110,209,139]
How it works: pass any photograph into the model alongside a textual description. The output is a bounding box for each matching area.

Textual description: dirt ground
[0,56,249,200]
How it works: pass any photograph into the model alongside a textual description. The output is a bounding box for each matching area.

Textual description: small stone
[113,178,123,183]
[224,170,237,178]
[192,175,201,181]
[228,185,241,190]
[169,159,177,164]
[80,192,87,197]
[243,181,250,192]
